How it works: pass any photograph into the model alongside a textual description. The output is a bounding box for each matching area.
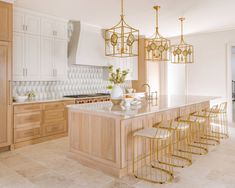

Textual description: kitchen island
[68,95,216,177]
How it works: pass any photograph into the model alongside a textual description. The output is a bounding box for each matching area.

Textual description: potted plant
[107,65,129,99]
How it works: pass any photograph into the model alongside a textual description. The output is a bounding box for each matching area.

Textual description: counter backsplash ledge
[13,65,132,100]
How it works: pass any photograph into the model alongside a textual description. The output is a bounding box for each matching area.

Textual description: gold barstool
[204,102,229,139]
[155,120,192,168]
[178,114,209,155]
[192,105,221,146]
[133,127,174,184]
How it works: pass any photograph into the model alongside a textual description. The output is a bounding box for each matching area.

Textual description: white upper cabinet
[24,14,40,35]
[40,37,54,80]
[54,21,67,39]
[13,10,24,33]
[24,34,41,80]
[13,8,68,81]
[13,33,24,81]
[41,18,67,40]
[54,39,68,80]
[14,9,40,35]
[41,18,68,81]
[13,33,41,81]
[41,18,54,38]
[40,38,68,81]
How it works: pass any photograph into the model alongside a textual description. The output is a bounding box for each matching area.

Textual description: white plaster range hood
[68,21,107,67]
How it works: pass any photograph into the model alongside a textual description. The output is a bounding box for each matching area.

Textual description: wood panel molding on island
[68,99,210,177]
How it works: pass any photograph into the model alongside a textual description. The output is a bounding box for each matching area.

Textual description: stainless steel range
[64,93,110,104]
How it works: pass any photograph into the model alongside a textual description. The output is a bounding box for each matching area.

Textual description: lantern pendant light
[171,17,194,64]
[105,0,139,58]
[145,6,171,62]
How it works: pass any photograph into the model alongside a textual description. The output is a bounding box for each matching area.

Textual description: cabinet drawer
[14,104,42,113]
[43,121,66,136]
[14,111,41,128]
[44,110,65,123]
[43,102,64,111]
[15,126,41,143]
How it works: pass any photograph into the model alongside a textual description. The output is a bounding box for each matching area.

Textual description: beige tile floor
[1,127,235,188]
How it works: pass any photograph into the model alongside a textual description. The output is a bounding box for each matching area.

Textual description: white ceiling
[15,0,235,37]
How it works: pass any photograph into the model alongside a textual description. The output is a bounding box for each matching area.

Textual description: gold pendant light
[171,17,194,64]
[145,6,171,62]
[105,0,139,58]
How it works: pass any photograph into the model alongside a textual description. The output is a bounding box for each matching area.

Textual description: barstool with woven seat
[132,127,174,184]
[155,120,192,168]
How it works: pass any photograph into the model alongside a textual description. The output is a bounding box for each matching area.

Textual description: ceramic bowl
[14,96,28,102]
[123,97,134,107]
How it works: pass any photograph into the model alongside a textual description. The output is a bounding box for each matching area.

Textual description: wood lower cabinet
[14,104,42,143]
[13,100,75,148]
[15,125,41,143]
[43,121,66,137]
[42,102,66,136]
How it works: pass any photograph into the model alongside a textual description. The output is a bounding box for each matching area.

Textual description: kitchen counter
[68,95,217,177]
[12,92,145,106]
[68,95,217,120]
[12,97,76,105]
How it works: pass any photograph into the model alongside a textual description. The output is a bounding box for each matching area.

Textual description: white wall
[147,61,160,93]
[167,62,186,96]
[167,29,235,122]
[168,29,235,98]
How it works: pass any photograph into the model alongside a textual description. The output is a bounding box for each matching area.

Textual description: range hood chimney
[68,21,107,66]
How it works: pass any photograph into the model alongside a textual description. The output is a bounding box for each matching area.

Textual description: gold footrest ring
[156,155,192,168]
[134,165,174,184]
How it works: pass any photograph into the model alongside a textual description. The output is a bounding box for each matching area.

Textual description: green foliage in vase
[107,65,129,85]
[26,91,36,99]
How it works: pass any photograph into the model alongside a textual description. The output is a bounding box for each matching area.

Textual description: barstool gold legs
[206,102,229,139]
[156,121,192,168]
[132,128,174,184]
[132,102,228,184]
[178,117,209,155]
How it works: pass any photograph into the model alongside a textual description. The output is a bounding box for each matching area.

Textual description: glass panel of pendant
[105,25,139,58]
[171,44,194,64]
[145,37,171,62]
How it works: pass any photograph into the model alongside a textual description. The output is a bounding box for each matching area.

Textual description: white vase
[111,85,123,99]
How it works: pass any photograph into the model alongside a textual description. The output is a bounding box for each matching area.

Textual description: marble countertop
[68,95,218,119]
[12,97,76,105]
[12,92,146,106]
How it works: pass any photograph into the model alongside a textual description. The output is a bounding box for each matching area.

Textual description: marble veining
[68,95,217,119]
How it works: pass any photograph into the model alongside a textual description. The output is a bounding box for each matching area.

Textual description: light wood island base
[68,96,214,177]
